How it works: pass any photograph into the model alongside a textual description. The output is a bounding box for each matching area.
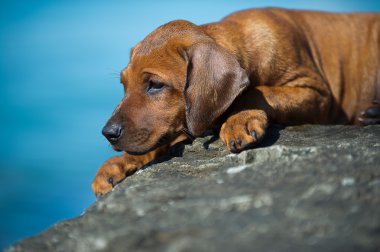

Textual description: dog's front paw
[220,110,268,153]
[92,155,138,198]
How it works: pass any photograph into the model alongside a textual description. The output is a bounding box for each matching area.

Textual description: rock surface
[6,125,380,252]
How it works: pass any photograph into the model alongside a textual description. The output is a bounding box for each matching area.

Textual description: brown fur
[92,8,380,196]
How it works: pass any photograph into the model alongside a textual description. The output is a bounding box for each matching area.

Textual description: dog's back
[220,8,380,123]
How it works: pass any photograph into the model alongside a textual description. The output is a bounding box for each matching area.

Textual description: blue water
[1,0,380,249]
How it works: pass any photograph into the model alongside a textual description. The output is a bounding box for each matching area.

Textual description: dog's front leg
[220,74,331,152]
[92,145,170,197]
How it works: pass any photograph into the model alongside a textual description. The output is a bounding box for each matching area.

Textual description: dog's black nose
[102,123,122,143]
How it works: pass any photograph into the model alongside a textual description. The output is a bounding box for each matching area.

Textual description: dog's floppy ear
[184,42,249,136]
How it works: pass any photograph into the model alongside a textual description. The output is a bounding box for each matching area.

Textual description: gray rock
[6,125,380,252]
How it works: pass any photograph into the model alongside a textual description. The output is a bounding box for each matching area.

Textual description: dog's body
[92,8,380,196]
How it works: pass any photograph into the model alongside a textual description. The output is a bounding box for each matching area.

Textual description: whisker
[105,68,122,79]
[105,72,122,80]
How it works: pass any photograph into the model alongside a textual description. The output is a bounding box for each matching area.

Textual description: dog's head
[102,20,249,154]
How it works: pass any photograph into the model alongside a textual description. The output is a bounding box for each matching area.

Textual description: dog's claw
[230,140,235,147]
[230,140,238,153]
[250,130,257,140]
[107,177,114,186]
[236,138,242,146]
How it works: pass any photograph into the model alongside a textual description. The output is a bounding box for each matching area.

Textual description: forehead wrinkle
[135,34,179,55]
[134,20,204,56]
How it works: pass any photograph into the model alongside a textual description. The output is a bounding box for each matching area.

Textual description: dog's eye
[147,80,166,94]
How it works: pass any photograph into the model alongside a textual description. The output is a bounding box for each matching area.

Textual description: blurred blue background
[1,0,380,249]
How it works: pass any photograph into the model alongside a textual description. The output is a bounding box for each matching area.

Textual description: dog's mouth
[112,132,178,155]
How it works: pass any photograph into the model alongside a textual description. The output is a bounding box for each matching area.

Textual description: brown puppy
[92,8,380,196]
